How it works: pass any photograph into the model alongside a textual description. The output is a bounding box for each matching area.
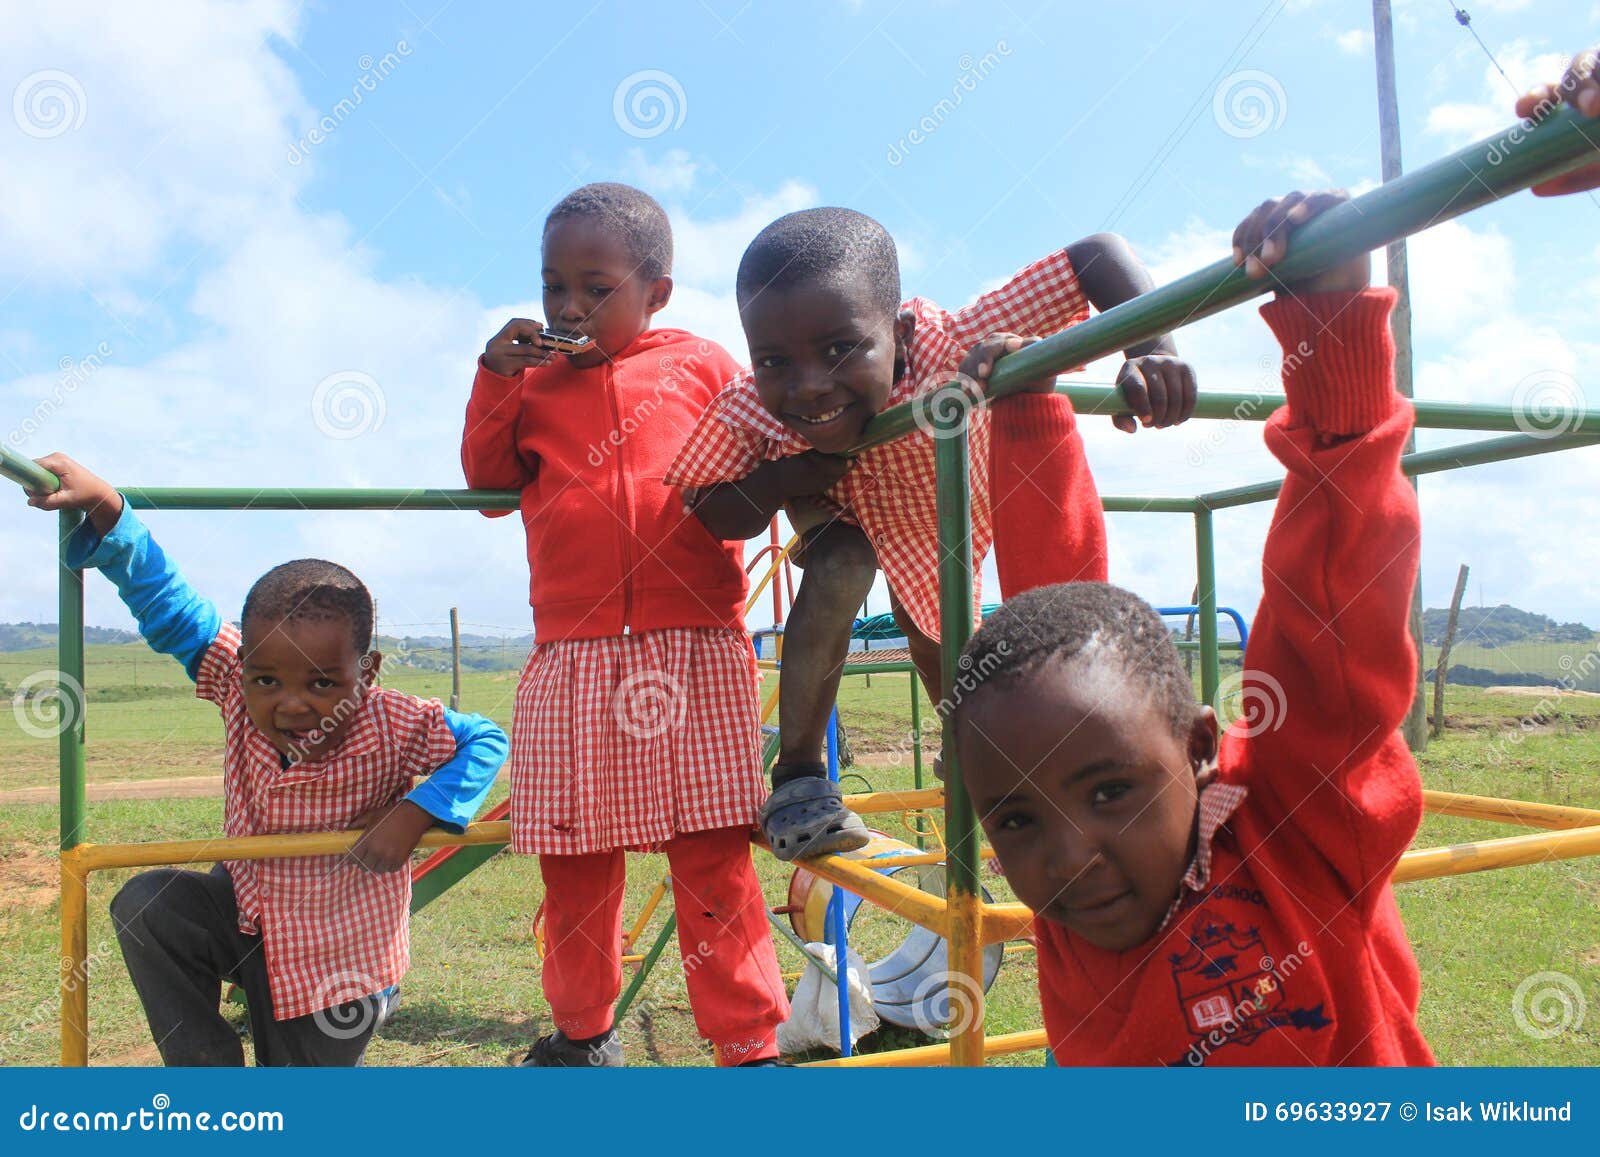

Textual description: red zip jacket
[462,329,748,643]
[1037,288,1436,1066]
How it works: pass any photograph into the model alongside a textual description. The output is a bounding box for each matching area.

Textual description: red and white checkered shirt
[196,623,459,1021]
[509,626,766,855]
[663,248,1088,641]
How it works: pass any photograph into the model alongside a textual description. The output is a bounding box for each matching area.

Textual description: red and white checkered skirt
[509,627,768,855]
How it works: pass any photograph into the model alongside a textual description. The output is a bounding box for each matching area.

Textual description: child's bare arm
[687,452,850,541]
[1065,232,1198,432]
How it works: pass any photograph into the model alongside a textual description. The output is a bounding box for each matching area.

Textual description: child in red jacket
[461,183,787,1067]
[668,207,1197,861]
[950,188,1437,1065]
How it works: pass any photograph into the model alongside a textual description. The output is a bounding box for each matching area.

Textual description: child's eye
[755,355,787,370]
[825,341,859,360]
[1091,782,1132,806]
[589,286,612,298]
[251,676,278,689]
[313,678,337,691]
[995,813,1032,833]
[542,283,560,294]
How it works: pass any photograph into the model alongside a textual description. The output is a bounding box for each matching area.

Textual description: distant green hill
[0,622,141,651]
[1420,604,1595,647]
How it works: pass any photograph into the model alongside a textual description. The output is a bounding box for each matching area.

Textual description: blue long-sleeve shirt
[66,499,506,833]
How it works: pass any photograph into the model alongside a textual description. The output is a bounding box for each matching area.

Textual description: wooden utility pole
[1432,564,1470,737]
[449,606,461,712]
[1373,0,1429,752]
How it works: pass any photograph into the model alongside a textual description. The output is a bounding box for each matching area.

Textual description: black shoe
[736,1056,794,1067]
[515,1028,624,1067]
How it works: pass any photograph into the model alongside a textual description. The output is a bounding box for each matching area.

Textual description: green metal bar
[1198,431,1600,511]
[58,510,86,851]
[1099,495,1201,514]
[840,661,920,677]
[119,487,519,512]
[613,911,677,1023]
[1,444,58,492]
[852,105,1599,452]
[933,397,979,899]
[409,842,507,913]
[910,675,924,799]
[1061,386,1600,437]
[1195,509,1220,709]
[765,908,839,986]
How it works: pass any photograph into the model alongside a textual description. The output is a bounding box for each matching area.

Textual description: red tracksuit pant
[538,825,788,1066]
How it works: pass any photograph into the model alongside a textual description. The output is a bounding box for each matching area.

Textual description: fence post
[1432,564,1470,738]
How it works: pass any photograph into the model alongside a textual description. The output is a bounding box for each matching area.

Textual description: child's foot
[760,776,870,862]
[515,1028,624,1067]
[736,1056,794,1067]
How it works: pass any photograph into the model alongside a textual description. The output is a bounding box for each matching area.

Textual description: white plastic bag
[776,941,879,1055]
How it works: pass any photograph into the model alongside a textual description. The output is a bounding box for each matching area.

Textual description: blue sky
[3,0,1599,643]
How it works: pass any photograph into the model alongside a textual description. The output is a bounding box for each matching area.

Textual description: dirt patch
[1484,685,1600,698]
[96,1042,162,1066]
[1581,946,1600,970]
[0,844,60,909]
[0,776,225,805]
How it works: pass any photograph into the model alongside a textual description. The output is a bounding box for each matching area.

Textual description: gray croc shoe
[515,1028,623,1067]
[761,777,870,862]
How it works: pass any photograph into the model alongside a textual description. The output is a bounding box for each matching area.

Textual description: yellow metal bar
[946,887,986,1066]
[840,787,945,815]
[72,820,512,872]
[60,848,89,1067]
[981,902,1034,946]
[840,847,996,872]
[759,682,780,726]
[783,848,948,936]
[801,1028,1049,1068]
[623,878,671,955]
[1393,822,1600,883]
[744,536,798,616]
[1422,790,1600,831]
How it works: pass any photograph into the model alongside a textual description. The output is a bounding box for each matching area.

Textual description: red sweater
[1036,288,1435,1066]
[462,329,749,643]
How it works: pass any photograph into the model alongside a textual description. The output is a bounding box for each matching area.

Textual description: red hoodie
[1036,288,1436,1066]
[462,329,748,643]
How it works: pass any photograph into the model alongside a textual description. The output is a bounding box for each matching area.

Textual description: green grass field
[1,645,1597,1066]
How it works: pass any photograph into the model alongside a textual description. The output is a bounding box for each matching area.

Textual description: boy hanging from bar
[665,208,1198,860]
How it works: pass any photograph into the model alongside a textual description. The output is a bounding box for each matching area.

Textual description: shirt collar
[1158,780,1249,932]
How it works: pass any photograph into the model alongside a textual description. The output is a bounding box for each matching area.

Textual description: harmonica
[517,329,592,354]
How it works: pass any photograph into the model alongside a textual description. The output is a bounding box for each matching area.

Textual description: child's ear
[1189,706,1220,789]
[359,650,382,687]
[645,275,674,315]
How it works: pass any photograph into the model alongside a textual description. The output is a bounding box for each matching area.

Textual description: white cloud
[620,147,699,195]
[1336,29,1371,55]
[1424,42,1570,148]
[664,180,816,291]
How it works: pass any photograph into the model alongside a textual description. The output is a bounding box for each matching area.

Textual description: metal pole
[449,606,461,712]
[1195,509,1220,708]
[59,510,86,851]
[1374,0,1429,753]
[826,707,852,1058]
[932,390,985,1066]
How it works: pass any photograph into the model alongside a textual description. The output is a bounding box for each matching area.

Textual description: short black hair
[949,582,1198,738]
[736,207,900,316]
[240,559,375,655]
[544,182,673,280]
